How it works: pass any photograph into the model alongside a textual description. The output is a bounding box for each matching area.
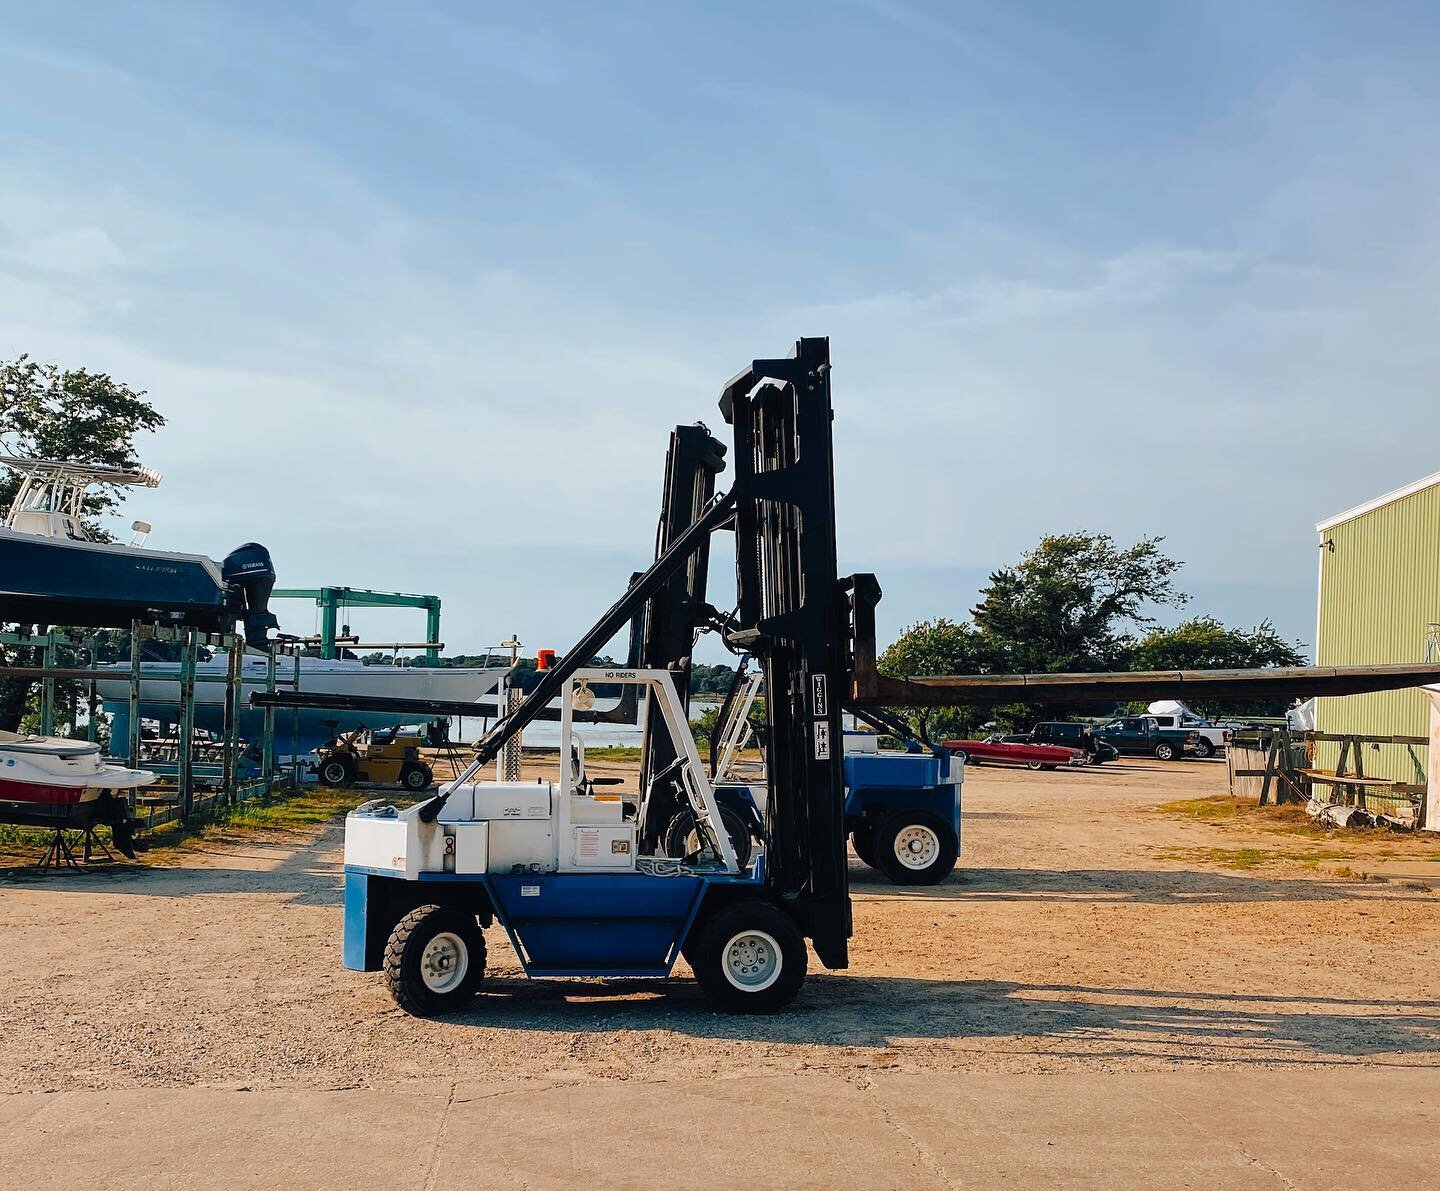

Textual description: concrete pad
[1153,1067,1439,1190]
[870,1071,1274,1188]
[3,1069,1438,1189]
[435,1074,925,1190]
[1,1081,452,1191]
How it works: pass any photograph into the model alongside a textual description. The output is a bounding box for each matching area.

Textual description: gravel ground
[3,758,1438,1094]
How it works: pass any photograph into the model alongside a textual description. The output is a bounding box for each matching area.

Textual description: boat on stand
[0,731,155,864]
[0,455,278,647]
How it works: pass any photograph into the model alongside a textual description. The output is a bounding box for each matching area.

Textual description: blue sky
[3,2,1439,660]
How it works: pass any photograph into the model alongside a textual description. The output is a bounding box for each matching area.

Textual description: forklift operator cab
[341,669,803,1016]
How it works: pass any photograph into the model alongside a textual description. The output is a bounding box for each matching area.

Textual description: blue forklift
[337,339,877,1014]
[255,336,1440,1018]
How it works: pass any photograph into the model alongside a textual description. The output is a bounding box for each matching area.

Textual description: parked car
[1093,716,1197,761]
[1007,721,1120,765]
[1140,711,1230,759]
[942,735,1088,771]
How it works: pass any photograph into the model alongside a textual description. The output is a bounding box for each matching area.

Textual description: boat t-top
[0,455,277,647]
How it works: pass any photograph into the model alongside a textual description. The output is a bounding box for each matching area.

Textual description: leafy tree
[876,533,1297,734]
[972,532,1187,672]
[1129,617,1305,716]
[0,356,165,730]
[690,661,739,695]
[878,619,1006,739]
[1,356,165,536]
[1131,617,1305,672]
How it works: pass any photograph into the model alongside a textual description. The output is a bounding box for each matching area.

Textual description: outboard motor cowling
[222,541,279,649]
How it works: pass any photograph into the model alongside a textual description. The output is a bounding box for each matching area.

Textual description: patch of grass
[0,785,391,869]
[583,746,643,763]
[1157,845,1359,871]
[1154,794,1437,845]
[1157,796,1246,821]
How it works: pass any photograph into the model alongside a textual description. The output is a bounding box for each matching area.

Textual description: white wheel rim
[893,824,941,870]
[420,931,469,994]
[722,929,782,992]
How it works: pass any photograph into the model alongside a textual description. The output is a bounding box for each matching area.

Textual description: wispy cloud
[3,4,1440,655]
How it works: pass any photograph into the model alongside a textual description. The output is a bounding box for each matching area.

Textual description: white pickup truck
[1141,701,1231,759]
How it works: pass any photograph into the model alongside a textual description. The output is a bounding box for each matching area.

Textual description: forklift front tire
[383,905,486,1016]
[402,763,434,792]
[689,900,807,1014]
[875,810,959,886]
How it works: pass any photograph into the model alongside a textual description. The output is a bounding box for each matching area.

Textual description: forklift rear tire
[319,754,356,788]
[384,905,486,1017]
[689,900,807,1014]
[401,763,434,792]
[875,810,959,886]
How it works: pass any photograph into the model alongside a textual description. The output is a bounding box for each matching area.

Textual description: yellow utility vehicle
[316,725,434,791]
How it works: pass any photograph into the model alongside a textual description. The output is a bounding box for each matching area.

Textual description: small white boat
[0,731,155,851]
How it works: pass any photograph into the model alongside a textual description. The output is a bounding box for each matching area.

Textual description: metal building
[1315,470,1440,782]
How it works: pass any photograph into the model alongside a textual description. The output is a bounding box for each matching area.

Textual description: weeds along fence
[1229,727,1429,825]
[1,621,305,832]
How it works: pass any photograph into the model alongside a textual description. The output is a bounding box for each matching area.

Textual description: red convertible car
[942,736,1087,771]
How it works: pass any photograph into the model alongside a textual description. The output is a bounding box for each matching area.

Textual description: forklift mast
[637,423,728,850]
[421,338,856,969]
[720,337,852,969]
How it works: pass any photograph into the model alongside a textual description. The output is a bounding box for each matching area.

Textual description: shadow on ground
[442,975,1440,1065]
[0,834,344,906]
[5,851,1405,912]
[850,864,1396,905]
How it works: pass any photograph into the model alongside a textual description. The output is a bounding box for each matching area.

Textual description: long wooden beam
[855,663,1440,708]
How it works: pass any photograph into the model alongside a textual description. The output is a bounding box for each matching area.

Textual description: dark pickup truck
[1094,716,1197,761]
[1006,721,1120,765]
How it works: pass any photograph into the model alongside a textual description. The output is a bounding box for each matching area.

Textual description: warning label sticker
[814,720,832,760]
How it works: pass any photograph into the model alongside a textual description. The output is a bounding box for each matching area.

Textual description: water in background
[446,696,719,750]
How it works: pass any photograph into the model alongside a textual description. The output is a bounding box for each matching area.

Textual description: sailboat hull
[97,659,509,756]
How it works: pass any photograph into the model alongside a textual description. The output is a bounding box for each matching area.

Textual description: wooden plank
[1307,732,1430,746]
[1297,770,1409,789]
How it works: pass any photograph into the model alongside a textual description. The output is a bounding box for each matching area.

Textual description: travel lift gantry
[337,338,1440,1017]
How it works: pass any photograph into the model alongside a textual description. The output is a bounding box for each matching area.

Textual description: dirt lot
[4,755,1439,1097]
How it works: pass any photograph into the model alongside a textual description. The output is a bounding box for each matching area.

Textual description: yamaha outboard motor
[222,542,279,649]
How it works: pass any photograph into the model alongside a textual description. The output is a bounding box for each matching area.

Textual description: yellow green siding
[1315,479,1440,783]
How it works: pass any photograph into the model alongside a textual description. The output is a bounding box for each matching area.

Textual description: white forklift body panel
[343,669,739,883]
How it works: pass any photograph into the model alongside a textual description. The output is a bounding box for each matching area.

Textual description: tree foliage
[877,619,1007,739]
[1131,617,1305,672]
[1,355,165,533]
[972,533,1187,672]
[1129,617,1306,716]
[880,532,1300,733]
